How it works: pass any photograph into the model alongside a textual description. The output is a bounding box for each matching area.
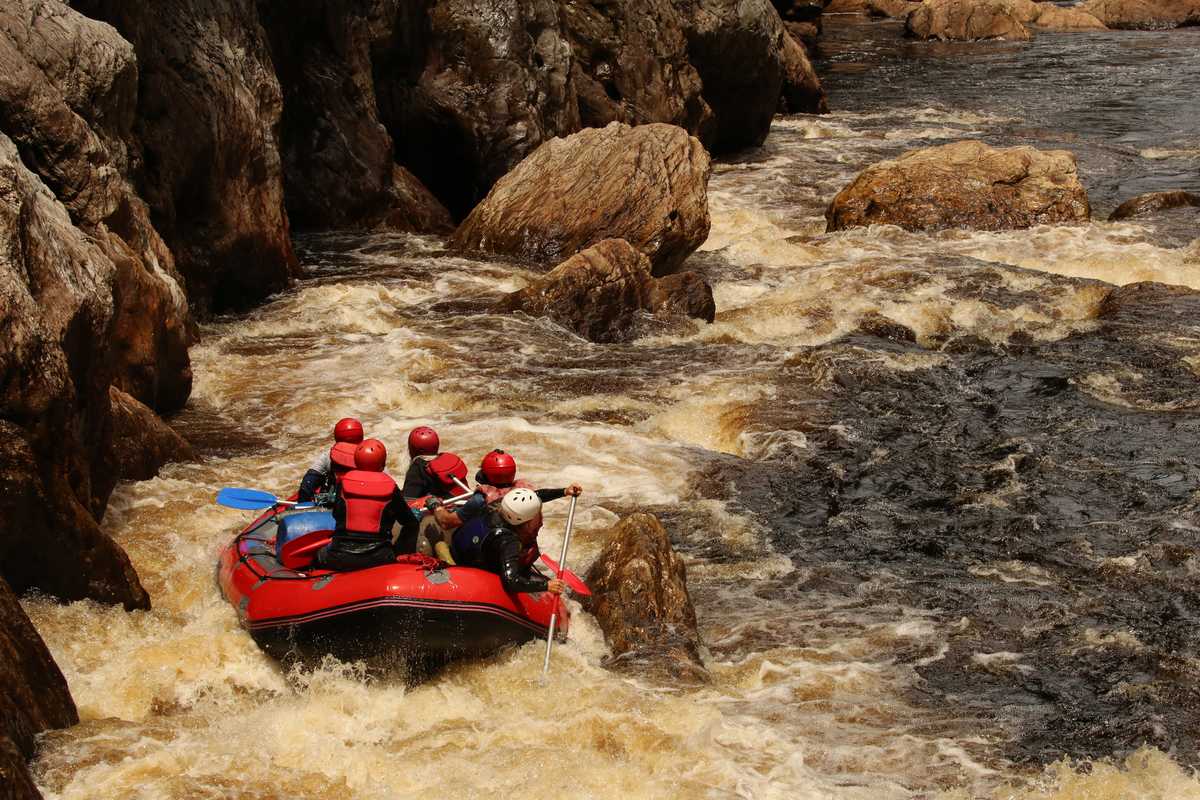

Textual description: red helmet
[354,439,387,471]
[333,417,364,444]
[407,426,440,457]
[480,449,517,486]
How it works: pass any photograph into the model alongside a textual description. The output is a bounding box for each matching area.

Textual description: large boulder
[1109,190,1200,221]
[867,0,922,17]
[259,0,451,233]
[1,577,77,800]
[1031,4,1108,27]
[377,0,578,219]
[74,0,299,314]
[452,122,711,276]
[562,0,712,136]
[906,0,1035,39]
[675,0,788,152]
[108,387,193,482]
[494,239,715,342]
[826,140,1091,232]
[583,513,708,682]
[779,27,828,113]
[1080,0,1200,27]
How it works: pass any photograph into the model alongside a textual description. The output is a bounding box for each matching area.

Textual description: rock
[1109,190,1200,221]
[0,0,193,413]
[563,0,712,138]
[779,28,829,113]
[378,0,578,219]
[1080,0,1200,27]
[786,19,822,47]
[1031,4,1108,27]
[259,1,451,233]
[1,577,77,800]
[108,387,193,482]
[772,0,827,20]
[826,140,1091,232]
[452,123,711,276]
[1098,281,1200,322]
[676,0,788,152]
[856,312,918,342]
[582,513,708,682]
[906,0,1034,39]
[868,0,923,16]
[825,0,871,12]
[494,239,714,342]
[74,0,299,314]
[0,135,149,610]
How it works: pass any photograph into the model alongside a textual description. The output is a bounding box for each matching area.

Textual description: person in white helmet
[450,487,580,595]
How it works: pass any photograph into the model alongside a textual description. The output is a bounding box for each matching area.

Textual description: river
[22,18,1200,800]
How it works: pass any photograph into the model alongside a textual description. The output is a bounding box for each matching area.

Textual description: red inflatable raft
[217,504,567,670]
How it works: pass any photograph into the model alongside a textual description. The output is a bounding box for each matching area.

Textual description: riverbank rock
[494,239,714,342]
[1080,0,1200,27]
[1,578,77,800]
[452,123,711,275]
[906,0,1035,39]
[582,513,708,682]
[74,0,299,314]
[826,0,872,12]
[780,28,829,113]
[868,0,922,18]
[108,388,194,482]
[826,140,1091,232]
[259,2,451,233]
[1031,5,1108,27]
[1109,190,1200,220]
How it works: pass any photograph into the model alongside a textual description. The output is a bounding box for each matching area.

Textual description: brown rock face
[108,387,194,483]
[867,0,922,17]
[259,0,451,233]
[906,0,1034,39]
[452,123,711,275]
[1109,190,1200,221]
[1031,4,1108,27]
[494,239,714,342]
[74,0,299,314]
[779,27,829,113]
[1081,0,1200,27]
[826,140,1091,232]
[1,577,77,800]
[582,513,708,682]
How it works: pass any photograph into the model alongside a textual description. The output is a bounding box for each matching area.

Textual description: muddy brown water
[23,18,1200,800]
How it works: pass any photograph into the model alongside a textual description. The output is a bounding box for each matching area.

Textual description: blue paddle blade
[216,488,281,510]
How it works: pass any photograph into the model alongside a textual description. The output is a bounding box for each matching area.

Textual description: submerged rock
[452,123,711,276]
[826,140,1091,232]
[1108,190,1200,221]
[1080,0,1200,27]
[583,513,708,682]
[494,239,714,343]
[906,0,1035,39]
[0,578,77,800]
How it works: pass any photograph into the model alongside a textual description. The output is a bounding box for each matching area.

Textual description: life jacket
[427,452,468,497]
[340,469,397,537]
[329,442,358,487]
[451,514,539,569]
[475,478,535,506]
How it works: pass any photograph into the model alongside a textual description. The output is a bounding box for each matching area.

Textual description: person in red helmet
[297,417,365,502]
[315,439,420,571]
[474,449,582,508]
[401,425,444,502]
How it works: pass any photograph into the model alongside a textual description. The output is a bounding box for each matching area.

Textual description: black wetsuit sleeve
[298,470,326,502]
[536,488,567,503]
[332,494,347,530]
[484,531,550,594]
[402,460,432,501]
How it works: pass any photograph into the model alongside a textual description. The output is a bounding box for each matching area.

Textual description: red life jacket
[476,478,536,506]
[329,442,358,487]
[340,470,397,536]
[428,452,468,496]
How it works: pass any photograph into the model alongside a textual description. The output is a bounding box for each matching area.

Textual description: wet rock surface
[1030,4,1108,27]
[494,239,714,343]
[906,0,1034,39]
[583,513,708,682]
[779,27,829,113]
[826,140,1091,232]
[107,388,193,483]
[1109,189,1200,220]
[452,123,711,275]
[1080,0,1200,27]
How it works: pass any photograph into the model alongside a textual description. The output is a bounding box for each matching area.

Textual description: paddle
[216,488,316,511]
[538,553,591,596]
[541,494,578,678]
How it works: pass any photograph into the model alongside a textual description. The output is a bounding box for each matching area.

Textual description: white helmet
[499,488,541,525]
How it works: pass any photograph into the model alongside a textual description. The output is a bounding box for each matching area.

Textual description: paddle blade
[539,553,591,596]
[216,488,281,510]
